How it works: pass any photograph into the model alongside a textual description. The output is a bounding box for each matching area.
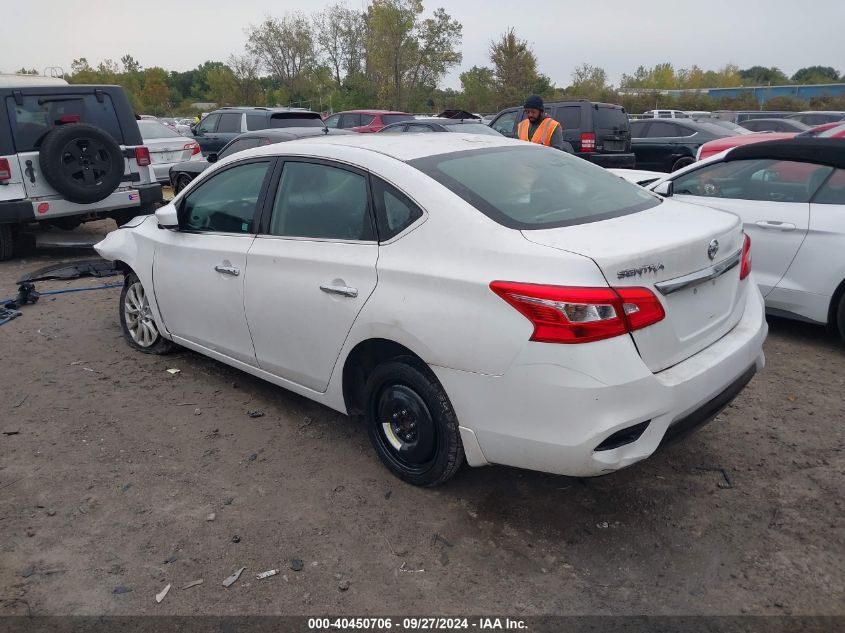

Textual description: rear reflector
[490,281,665,344]
[0,158,10,181]
[580,132,596,152]
[740,234,751,280]
[134,146,151,167]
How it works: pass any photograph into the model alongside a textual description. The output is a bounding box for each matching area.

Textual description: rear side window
[246,114,268,131]
[554,106,581,130]
[217,113,242,133]
[7,93,124,151]
[220,137,263,159]
[371,177,424,240]
[381,114,413,125]
[630,121,649,138]
[648,122,685,137]
[411,146,659,229]
[340,114,362,129]
[268,113,324,128]
[593,107,629,133]
[361,115,376,126]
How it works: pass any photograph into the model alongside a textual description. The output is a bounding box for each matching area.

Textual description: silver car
[137,120,202,183]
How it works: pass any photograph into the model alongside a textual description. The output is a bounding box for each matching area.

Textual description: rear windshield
[410,145,659,229]
[593,106,629,133]
[693,121,736,136]
[445,123,501,136]
[381,114,413,125]
[268,113,324,128]
[7,93,124,151]
[138,120,182,139]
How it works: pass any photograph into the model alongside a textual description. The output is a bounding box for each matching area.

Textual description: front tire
[836,293,845,342]
[0,225,14,261]
[671,156,695,172]
[119,273,176,354]
[364,358,464,486]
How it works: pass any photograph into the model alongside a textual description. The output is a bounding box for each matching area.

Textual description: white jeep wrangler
[0,77,162,260]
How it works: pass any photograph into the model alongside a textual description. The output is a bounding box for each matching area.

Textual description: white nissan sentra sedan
[95,134,767,486]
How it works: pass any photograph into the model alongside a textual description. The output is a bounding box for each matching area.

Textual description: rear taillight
[740,234,752,280]
[490,281,665,344]
[184,142,201,156]
[580,132,596,152]
[134,146,151,167]
[0,158,11,181]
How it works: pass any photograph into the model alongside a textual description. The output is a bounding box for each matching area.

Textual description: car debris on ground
[222,567,246,588]
[155,583,171,603]
[256,569,279,580]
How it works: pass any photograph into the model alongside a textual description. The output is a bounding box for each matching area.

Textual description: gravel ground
[1,221,843,616]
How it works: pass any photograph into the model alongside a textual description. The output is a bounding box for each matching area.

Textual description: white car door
[669,158,832,296]
[152,158,275,365]
[767,169,845,323]
[243,159,379,392]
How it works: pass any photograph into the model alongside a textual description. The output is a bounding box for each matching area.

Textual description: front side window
[268,161,374,241]
[492,110,518,136]
[371,177,424,240]
[180,161,271,233]
[410,146,659,229]
[673,159,833,203]
[340,114,362,129]
[196,113,220,134]
[323,114,340,129]
[217,113,242,133]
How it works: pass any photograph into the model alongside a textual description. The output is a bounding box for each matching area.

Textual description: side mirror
[207,153,218,163]
[192,127,202,136]
[155,203,179,229]
[653,180,674,197]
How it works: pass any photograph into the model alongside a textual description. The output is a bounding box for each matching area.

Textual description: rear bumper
[432,283,767,477]
[579,152,636,168]
[0,200,34,224]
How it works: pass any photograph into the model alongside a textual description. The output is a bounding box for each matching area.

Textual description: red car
[697,132,795,161]
[808,122,845,138]
[323,110,413,133]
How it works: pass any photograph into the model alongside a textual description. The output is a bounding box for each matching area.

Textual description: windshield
[138,120,182,139]
[444,123,502,136]
[410,145,659,229]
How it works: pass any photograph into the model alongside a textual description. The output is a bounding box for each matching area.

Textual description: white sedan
[95,134,766,486]
[137,119,203,183]
[643,138,845,339]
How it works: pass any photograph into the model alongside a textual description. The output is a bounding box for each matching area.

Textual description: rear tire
[119,273,177,354]
[671,156,695,172]
[0,224,14,261]
[364,357,464,486]
[836,294,845,342]
[175,174,193,194]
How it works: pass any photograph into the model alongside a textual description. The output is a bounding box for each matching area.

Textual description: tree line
[11,0,845,116]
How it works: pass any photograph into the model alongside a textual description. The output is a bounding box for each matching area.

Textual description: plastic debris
[163,555,177,564]
[338,579,351,591]
[246,410,264,418]
[256,569,279,580]
[21,566,34,578]
[290,559,304,572]
[166,368,181,375]
[194,408,202,416]
[155,583,171,603]
[222,567,246,588]
[399,562,424,573]
[231,535,241,543]
[596,522,609,529]
[206,513,216,522]
[113,586,132,594]
[181,579,203,590]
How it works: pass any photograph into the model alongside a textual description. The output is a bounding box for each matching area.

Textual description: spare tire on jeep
[39,124,124,204]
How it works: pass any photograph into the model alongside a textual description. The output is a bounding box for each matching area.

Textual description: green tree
[460,65,496,112]
[15,67,39,75]
[489,28,538,107]
[247,12,316,95]
[227,53,262,105]
[739,66,789,85]
[141,67,170,115]
[792,65,840,84]
[569,63,608,98]
[121,54,142,74]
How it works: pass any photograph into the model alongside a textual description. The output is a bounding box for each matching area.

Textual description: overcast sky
[3,0,843,89]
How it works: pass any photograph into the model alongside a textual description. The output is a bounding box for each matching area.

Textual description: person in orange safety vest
[517,94,566,150]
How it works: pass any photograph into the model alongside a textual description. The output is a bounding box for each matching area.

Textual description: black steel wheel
[364,357,463,486]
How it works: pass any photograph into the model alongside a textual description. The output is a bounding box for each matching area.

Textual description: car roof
[238,128,351,140]
[337,109,410,115]
[407,118,481,125]
[215,106,320,114]
[242,132,521,162]
[726,138,845,170]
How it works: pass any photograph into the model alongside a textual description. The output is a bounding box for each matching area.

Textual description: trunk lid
[522,199,748,372]
[145,137,193,164]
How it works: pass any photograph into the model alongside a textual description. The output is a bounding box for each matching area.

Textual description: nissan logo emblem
[708,239,719,260]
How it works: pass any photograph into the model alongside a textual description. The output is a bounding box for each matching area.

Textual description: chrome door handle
[320,284,358,298]
[214,265,240,276]
[755,220,797,231]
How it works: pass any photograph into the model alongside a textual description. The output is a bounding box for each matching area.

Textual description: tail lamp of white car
[490,282,666,344]
[740,234,751,281]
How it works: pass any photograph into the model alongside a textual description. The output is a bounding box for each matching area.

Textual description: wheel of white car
[119,273,176,355]
[837,293,845,343]
[364,357,464,487]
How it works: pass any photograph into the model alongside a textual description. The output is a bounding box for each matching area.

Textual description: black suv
[192,107,324,154]
[489,100,635,168]
[0,80,162,260]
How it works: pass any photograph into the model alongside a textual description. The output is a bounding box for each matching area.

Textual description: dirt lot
[1,221,843,617]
